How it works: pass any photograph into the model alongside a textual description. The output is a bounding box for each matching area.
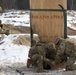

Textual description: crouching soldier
[27,42,56,72]
[0,20,3,29]
[0,20,9,35]
[55,37,76,71]
[0,29,9,35]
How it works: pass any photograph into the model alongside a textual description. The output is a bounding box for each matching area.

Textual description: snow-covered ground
[0,34,30,65]
[67,10,76,30]
[0,10,31,75]
[0,10,30,67]
[0,10,30,27]
[0,10,76,75]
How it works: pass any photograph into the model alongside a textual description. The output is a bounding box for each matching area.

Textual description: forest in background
[0,0,29,10]
[0,0,76,10]
[67,0,76,10]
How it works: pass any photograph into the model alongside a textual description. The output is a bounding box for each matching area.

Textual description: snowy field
[0,10,76,75]
[0,10,31,75]
[0,10,30,66]
[67,11,76,30]
[0,10,30,27]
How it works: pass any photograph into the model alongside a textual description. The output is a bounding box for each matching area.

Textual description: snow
[0,9,39,69]
[68,35,76,39]
[0,10,30,27]
[0,34,30,66]
[0,10,31,68]
[67,10,76,30]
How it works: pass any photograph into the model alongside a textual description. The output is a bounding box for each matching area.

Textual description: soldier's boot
[66,57,76,71]
[37,63,44,73]
[37,68,44,73]
[37,60,44,73]
[66,64,76,71]
[27,59,33,68]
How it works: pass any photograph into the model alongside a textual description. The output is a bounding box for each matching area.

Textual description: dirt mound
[3,24,76,35]
[67,27,76,35]
[3,24,30,34]
[13,34,40,46]
[13,35,30,46]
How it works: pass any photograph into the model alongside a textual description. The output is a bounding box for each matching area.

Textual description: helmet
[46,42,56,50]
[55,37,63,45]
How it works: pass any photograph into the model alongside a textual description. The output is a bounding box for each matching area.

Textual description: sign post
[30,0,67,44]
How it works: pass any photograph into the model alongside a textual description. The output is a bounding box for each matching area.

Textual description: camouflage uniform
[0,29,9,35]
[27,42,56,72]
[0,20,9,35]
[0,20,3,29]
[44,42,56,70]
[0,6,2,13]
[55,37,76,71]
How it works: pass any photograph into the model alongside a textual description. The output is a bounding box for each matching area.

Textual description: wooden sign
[30,0,67,9]
[30,0,67,42]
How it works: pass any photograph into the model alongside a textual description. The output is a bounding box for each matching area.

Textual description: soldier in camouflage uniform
[55,37,76,71]
[0,20,9,35]
[27,42,56,72]
[0,20,3,29]
[0,29,9,35]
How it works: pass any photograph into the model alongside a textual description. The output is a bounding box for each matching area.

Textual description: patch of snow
[68,35,76,39]
[0,34,30,66]
[67,11,76,30]
[0,10,30,27]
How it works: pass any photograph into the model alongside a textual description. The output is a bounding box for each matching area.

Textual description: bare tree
[67,0,76,10]
[16,0,30,10]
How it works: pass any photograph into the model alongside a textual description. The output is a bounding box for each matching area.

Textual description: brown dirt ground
[3,24,76,35]
[67,27,76,35]
[3,24,30,34]
[13,35,31,46]
[3,24,76,46]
